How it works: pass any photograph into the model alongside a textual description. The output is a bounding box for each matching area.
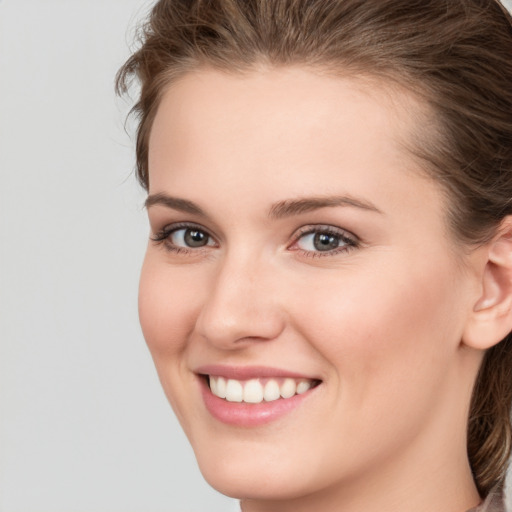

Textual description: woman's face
[140,67,481,507]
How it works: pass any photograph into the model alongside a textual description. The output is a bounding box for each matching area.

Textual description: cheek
[271,256,470,477]
[138,253,200,358]
[138,253,209,429]
[290,255,467,407]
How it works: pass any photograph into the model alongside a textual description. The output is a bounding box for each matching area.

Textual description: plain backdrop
[2,2,512,512]
[0,1,235,510]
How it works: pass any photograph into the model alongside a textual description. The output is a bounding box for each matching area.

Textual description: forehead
[148,66,439,222]
[150,66,417,146]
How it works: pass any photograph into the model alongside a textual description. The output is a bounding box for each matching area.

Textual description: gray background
[1,1,511,512]
[0,1,235,510]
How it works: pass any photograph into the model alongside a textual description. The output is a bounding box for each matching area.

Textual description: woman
[117,1,512,510]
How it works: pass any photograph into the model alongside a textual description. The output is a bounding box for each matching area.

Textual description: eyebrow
[268,195,383,219]
[145,193,382,219]
[145,193,207,216]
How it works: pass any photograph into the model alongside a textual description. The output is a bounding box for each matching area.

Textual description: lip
[195,365,321,427]
[195,364,318,380]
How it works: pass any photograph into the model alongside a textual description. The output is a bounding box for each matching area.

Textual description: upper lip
[194,364,320,381]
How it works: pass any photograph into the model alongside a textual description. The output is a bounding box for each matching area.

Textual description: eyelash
[151,222,359,257]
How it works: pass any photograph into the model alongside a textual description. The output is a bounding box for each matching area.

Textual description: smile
[196,368,322,427]
[208,376,317,404]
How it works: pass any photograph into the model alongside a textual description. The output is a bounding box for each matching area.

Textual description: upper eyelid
[290,224,358,242]
[154,222,355,236]
[154,221,215,237]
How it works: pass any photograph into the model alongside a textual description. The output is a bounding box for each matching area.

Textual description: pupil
[185,229,208,247]
[313,233,339,251]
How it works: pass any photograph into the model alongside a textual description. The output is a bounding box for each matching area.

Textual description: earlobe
[462,217,512,350]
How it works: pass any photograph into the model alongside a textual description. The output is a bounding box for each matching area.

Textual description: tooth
[280,378,296,399]
[225,379,243,402]
[216,376,227,399]
[212,376,313,402]
[296,380,312,394]
[264,379,281,401]
[209,376,218,395]
[244,379,264,403]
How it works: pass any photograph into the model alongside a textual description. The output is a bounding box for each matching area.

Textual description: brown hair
[117,0,512,496]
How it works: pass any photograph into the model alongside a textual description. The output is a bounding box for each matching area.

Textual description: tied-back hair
[116,0,512,496]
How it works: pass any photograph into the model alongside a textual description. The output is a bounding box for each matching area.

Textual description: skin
[140,67,489,512]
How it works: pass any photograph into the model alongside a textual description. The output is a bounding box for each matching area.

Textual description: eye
[151,223,216,252]
[170,227,212,248]
[291,226,358,256]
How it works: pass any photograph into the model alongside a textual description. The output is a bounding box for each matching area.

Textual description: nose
[194,252,286,349]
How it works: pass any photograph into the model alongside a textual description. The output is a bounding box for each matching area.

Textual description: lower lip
[199,377,318,427]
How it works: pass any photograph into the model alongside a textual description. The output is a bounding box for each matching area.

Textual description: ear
[462,216,512,350]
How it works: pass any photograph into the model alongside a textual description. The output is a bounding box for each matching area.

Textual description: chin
[191,436,327,502]
[199,460,310,501]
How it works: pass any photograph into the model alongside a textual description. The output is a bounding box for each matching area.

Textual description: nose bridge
[195,248,284,347]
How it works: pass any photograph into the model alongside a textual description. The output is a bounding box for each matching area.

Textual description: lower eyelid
[297,244,356,256]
